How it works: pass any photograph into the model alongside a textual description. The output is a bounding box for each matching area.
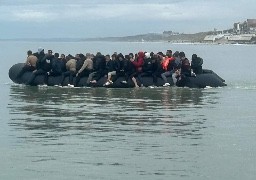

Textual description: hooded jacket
[132,51,144,72]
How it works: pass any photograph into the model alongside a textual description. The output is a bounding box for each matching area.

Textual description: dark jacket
[51,58,64,74]
[106,60,116,72]
[142,58,154,72]
[191,55,203,74]
[191,56,203,67]
[123,59,136,74]
[93,54,106,71]
[37,54,53,72]
[33,51,45,62]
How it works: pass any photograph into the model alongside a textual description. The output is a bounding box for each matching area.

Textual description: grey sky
[0,0,255,38]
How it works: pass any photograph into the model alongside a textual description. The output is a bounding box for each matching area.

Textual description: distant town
[85,18,256,44]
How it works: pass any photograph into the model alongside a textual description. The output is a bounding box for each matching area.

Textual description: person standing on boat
[26,49,54,85]
[16,50,38,82]
[75,53,93,87]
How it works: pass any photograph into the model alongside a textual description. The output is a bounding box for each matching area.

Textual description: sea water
[0,41,256,180]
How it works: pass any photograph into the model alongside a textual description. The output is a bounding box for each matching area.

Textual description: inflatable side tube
[9,63,226,88]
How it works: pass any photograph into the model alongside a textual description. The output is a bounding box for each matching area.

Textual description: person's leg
[137,73,143,86]
[161,71,169,83]
[87,72,96,84]
[69,71,76,85]
[61,71,70,86]
[26,69,45,85]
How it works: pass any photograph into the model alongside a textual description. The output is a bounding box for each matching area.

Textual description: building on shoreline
[204,19,256,44]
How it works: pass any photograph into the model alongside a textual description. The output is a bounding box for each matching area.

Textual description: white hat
[38,47,44,53]
[145,52,150,59]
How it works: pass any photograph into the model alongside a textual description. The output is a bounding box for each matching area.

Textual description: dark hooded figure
[191,54,203,74]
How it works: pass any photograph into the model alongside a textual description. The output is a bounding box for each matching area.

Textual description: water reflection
[7,85,223,179]
[8,85,220,140]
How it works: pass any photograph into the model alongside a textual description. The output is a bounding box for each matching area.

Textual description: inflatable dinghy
[9,63,226,88]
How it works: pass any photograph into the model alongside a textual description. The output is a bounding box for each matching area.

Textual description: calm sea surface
[0,41,256,180]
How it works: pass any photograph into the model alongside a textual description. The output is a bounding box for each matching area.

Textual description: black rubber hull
[9,63,226,88]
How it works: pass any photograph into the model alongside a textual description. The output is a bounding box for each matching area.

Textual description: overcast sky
[0,0,255,38]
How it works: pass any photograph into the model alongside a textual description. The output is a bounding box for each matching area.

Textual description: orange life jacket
[162,57,175,71]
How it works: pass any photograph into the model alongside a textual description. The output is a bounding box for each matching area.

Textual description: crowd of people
[16,48,204,87]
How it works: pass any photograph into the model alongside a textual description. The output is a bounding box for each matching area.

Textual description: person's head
[60,54,65,59]
[144,52,151,59]
[96,52,102,56]
[75,54,80,58]
[105,54,110,61]
[48,50,53,55]
[124,55,131,61]
[157,52,164,59]
[192,54,197,60]
[129,53,134,59]
[54,53,59,58]
[27,50,32,56]
[166,49,172,57]
[117,53,124,61]
[78,53,85,59]
[138,51,145,58]
[38,47,44,54]
[173,51,179,58]
[179,51,185,59]
[86,53,91,58]
[111,54,117,60]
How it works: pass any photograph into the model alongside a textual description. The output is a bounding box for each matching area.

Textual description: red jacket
[132,51,144,72]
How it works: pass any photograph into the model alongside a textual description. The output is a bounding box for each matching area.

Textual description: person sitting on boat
[87,52,106,85]
[141,52,157,86]
[141,52,153,76]
[191,54,203,74]
[26,49,54,85]
[121,55,139,87]
[176,54,196,86]
[59,54,67,72]
[75,53,93,87]
[16,50,38,82]
[170,51,182,85]
[113,53,125,81]
[47,52,63,78]
[60,55,77,87]
[151,52,165,86]
[161,49,175,86]
[132,51,144,87]
[75,54,85,72]
[103,54,117,86]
